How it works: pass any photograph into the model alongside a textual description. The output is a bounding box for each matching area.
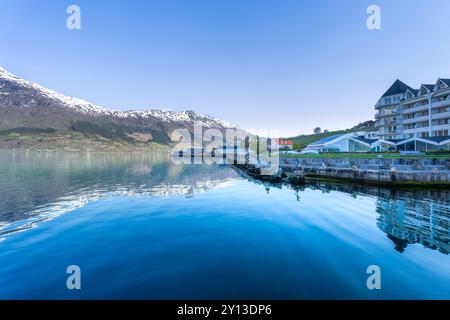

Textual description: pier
[235,157,450,187]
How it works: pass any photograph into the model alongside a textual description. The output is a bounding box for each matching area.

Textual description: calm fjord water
[0,152,449,299]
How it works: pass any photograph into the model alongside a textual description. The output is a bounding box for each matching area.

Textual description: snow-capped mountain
[0,67,238,147]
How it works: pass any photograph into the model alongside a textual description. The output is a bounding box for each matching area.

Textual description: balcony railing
[403,104,429,115]
[402,115,429,124]
[431,98,450,108]
[377,112,399,117]
[431,123,450,131]
[431,111,450,120]
[377,119,399,126]
[403,123,429,130]
[402,128,430,134]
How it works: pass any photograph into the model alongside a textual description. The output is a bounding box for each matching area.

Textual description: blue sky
[2,0,450,136]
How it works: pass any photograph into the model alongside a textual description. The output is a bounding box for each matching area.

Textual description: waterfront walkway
[278,157,450,186]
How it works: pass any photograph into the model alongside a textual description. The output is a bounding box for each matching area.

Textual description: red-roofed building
[273,139,294,150]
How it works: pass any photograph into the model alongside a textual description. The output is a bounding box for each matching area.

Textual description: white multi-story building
[302,79,450,153]
[376,78,450,140]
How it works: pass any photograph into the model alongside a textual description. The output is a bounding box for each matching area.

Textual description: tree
[324,129,329,133]
[293,142,301,150]
[313,127,322,134]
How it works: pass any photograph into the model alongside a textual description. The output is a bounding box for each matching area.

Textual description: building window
[433,95,449,103]
[432,106,449,114]
[433,130,449,137]
[432,118,449,126]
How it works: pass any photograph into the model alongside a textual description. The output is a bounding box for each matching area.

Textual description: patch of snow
[0,67,238,129]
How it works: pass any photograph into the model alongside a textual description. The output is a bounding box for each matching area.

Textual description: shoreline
[2,149,450,187]
[235,156,450,188]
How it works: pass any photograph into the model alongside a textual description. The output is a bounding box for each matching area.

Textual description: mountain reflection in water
[0,152,449,299]
[0,153,450,254]
[0,152,239,237]
[0,152,448,256]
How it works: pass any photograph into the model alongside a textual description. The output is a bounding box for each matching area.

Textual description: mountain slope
[0,67,238,149]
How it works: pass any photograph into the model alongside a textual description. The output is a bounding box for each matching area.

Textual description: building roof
[386,139,405,144]
[278,139,294,145]
[394,136,450,146]
[310,134,343,145]
[406,88,419,96]
[305,134,450,151]
[381,80,414,98]
[438,79,450,86]
[374,139,397,145]
[351,137,376,145]
[422,84,435,92]
[425,136,450,143]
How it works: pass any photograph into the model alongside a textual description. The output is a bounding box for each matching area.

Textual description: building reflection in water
[376,191,449,254]
[299,181,450,255]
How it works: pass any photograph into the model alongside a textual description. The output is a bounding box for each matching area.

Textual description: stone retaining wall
[279,157,450,185]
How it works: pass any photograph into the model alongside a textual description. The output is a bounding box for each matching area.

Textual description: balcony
[403,123,429,130]
[416,101,428,107]
[376,112,400,118]
[377,119,398,126]
[402,104,429,115]
[431,123,450,131]
[431,109,450,120]
[402,127,429,135]
[431,98,450,108]
[402,115,429,124]
[431,111,450,120]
